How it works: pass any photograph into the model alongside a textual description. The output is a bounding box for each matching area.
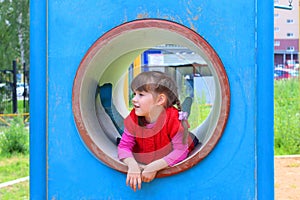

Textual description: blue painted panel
[30,0,274,199]
[257,0,275,199]
[29,1,46,199]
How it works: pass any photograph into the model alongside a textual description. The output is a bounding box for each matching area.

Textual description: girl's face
[132,90,161,123]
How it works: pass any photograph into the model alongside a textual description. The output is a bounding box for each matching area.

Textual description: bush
[0,117,29,156]
[0,86,7,113]
[274,79,300,155]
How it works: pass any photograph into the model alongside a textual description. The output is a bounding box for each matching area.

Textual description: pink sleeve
[117,128,135,160]
[163,131,189,166]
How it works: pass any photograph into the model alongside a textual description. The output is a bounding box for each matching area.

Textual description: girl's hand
[123,157,142,192]
[141,159,168,182]
[126,165,142,192]
[141,168,157,182]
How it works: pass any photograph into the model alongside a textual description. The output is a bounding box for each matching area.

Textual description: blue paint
[29,1,46,199]
[256,0,275,199]
[30,0,274,199]
[143,50,162,66]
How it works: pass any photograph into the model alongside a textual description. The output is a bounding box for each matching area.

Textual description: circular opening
[72,19,230,177]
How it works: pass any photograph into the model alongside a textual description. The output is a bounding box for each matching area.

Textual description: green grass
[0,100,29,114]
[0,117,29,199]
[0,181,29,200]
[189,102,211,130]
[274,79,300,155]
[0,154,29,183]
[0,154,29,200]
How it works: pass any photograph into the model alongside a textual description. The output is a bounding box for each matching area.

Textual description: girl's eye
[134,91,145,97]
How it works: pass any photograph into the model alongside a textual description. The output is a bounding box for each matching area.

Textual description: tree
[0,0,29,71]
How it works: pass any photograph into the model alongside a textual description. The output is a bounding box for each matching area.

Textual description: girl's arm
[163,131,189,166]
[140,158,168,182]
[117,129,135,160]
[141,131,188,182]
[118,130,142,191]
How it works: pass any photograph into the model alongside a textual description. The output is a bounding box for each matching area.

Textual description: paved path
[0,176,29,189]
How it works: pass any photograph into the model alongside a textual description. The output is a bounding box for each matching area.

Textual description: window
[287,46,295,51]
[287,33,294,37]
[274,40,280,46]
[287,19,294,24]
[274,27,280,32]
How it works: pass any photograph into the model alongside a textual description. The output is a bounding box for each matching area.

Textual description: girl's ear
[156,94,167,106]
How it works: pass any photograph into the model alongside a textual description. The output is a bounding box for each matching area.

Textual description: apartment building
[274,0,299,67]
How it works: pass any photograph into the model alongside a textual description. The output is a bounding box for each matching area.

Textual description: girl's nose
[132,95,137,102]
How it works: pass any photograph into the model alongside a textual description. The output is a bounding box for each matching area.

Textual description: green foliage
[0,0,29,69]
[274,79,300,155]
[0,86,6,113]
[188,94,211,130]
[10,100,29,114]
[0,99,29,115]
[0,117,29,156]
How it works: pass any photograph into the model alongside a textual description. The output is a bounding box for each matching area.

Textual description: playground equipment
[30,1,274,199]
[72,19,230,177]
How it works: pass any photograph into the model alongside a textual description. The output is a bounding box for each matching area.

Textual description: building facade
[274,0,299,68]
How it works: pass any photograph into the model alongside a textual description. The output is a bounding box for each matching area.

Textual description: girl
[118,71,196,191]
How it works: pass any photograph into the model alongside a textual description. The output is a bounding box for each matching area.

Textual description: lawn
[274,79,300,155]
[0,154,29,199]
[0,154,29,183]
[0,181,29,200]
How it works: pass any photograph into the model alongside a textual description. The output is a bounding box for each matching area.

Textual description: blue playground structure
[30,1,274,199]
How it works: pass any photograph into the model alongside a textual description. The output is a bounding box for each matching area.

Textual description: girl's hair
[131,71,189,143]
